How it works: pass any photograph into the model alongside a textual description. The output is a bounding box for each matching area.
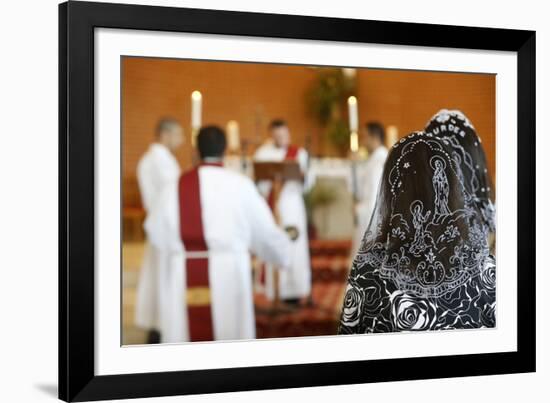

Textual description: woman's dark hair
[197,125,227,159]
[353,132,489,298]
[374,134,471,269]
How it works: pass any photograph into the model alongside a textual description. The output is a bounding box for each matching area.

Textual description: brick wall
[356,69,496,179]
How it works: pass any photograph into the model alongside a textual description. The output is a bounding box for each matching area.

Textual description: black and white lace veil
[340,131,493,333]
[424,109,496,233]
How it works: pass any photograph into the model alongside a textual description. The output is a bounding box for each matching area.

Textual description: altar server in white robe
[135,118,183,343]
[145,126,291,343]
[253,119,311,304]
[352,122,389,256]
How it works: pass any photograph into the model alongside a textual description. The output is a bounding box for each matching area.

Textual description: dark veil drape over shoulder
[424,109,495,233]
[338,131,496,334]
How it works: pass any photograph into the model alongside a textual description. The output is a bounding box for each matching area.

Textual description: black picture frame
[59,1,536,401]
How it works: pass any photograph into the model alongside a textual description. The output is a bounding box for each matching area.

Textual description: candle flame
[347,95,357,105]
[191,90,202,100]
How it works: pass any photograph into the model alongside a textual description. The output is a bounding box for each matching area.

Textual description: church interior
[121,56,496,345]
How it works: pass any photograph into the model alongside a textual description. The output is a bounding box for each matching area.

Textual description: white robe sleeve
[243,180,292,269]
[356,157,385,229]
[137,146,181,214]
[136,158,155,213]
[144,183,183,254]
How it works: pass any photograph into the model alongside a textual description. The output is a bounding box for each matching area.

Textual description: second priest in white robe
[135,120,183,334]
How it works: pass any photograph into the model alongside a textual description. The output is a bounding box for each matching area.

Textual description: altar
[224,155,357,240]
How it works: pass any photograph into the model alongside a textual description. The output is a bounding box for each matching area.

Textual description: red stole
[178,162,222,341]
[284,144,299,160]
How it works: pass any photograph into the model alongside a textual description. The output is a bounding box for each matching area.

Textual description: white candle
[386,125,399,148]
[350,132,359,153]
[226,120,240,152]
[347,96,359,133]
[191,90,202,129]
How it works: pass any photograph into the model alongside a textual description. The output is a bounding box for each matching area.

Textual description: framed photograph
[59,1,536,401]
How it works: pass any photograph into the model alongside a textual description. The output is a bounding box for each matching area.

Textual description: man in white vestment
[253,119,311,305]
[145,126,291,343]
[352,122,389,255]
[135,118,183,343]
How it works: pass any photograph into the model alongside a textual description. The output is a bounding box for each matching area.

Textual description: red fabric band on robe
[284,144,299,160]
[179,164,220,342]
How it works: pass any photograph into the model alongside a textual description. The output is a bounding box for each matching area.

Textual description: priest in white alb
[145,125,292,343]
[352,121,389,255]
[135,118,183,343]
[253,119,311,305]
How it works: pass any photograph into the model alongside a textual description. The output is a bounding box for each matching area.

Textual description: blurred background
[121,57,495,344]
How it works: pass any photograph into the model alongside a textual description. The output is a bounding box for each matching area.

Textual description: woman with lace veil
[338,131,496,334]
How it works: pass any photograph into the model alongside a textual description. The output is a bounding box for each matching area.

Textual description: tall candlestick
[347,95,359,133]
[190,90,202,148]
[348,96,360,203]
[227,120,240,152]
[191,90,202,129]
[386,125,399,148]
[350,131,359,153]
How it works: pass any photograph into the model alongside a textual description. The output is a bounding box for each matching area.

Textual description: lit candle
[350,132,359,153]
[191,90,202,130]
[347,96,359,133]
[386,125,399,148]
[348,96,359,153]
[226,120,240,152]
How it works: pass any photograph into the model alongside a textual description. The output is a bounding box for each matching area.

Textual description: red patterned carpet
[255,240,351,339]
